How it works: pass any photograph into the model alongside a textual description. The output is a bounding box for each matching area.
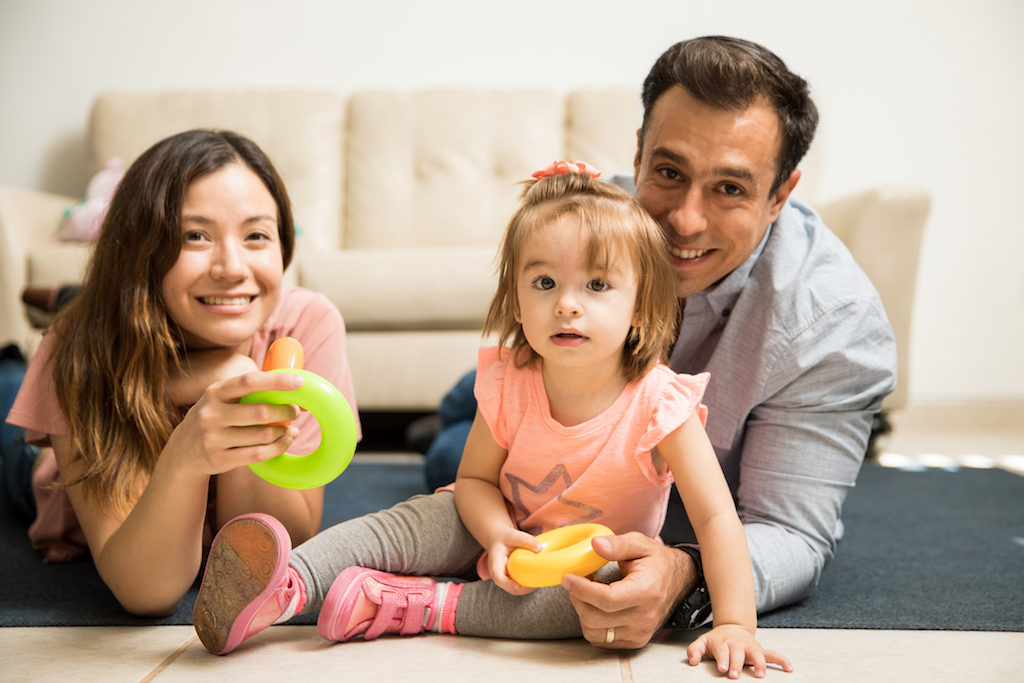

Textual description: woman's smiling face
[161,163,284,352]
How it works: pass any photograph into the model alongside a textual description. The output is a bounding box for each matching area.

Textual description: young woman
[5,129,359,616]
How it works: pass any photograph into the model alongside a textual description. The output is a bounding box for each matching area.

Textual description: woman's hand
[686,624,793,679]
[164,369,303,478]
[168,348,260,407]
[483,527,542,596]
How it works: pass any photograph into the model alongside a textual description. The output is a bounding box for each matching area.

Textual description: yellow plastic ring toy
[507,523,614,588]
[240,368,357,490]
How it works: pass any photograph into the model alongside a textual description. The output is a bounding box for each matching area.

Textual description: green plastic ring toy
[240,368,357,490]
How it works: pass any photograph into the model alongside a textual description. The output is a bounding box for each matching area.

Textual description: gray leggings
[290,492,618,639]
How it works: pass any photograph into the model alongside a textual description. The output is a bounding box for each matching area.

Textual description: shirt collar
[687,224,773,320]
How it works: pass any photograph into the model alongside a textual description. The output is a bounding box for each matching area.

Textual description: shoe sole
[193,514,289,655]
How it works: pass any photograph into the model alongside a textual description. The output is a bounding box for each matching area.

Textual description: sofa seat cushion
[27,243,92,287]
[299,245,496,331]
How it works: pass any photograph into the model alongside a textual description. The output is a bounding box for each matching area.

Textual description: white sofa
[0,89,929,413]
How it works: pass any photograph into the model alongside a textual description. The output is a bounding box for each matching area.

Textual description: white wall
[2,0,1022,405]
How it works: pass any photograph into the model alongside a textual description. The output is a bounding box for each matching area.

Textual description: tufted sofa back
[89,89,640,255]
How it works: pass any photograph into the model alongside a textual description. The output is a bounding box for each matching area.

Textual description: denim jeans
[423,369,477,490]
[1,357,38,521]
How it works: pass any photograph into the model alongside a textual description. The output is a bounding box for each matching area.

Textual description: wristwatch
[665,545,712,630]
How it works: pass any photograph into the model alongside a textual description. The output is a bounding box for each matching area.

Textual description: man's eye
[588,279,609,292]
[720,183,744,196]
[534,276,555,290]
[657,167,680,181]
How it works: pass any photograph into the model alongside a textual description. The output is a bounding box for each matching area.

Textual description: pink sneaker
[317,567,462,642]
[193,513,306,655]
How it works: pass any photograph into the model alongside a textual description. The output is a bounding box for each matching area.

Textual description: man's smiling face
[634,85,798,299]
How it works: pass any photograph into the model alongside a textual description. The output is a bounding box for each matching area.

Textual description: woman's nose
[210,241,246,280]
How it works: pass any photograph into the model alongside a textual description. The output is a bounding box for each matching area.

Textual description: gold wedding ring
[605,627,615,644]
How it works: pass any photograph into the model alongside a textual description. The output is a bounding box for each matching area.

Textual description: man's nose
[665,189,708,238]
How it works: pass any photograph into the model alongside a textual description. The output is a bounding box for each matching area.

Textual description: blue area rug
[0,460,430,626]
[2,462,1022,630]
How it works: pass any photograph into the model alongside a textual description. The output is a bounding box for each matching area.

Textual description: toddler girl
[194,161,790,678]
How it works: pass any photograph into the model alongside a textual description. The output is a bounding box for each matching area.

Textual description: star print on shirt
[505,464,603,534]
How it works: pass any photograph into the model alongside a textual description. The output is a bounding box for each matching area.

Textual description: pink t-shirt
[475,347,709,539]
[7,287,360,562]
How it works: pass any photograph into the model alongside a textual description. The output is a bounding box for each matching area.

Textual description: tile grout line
[618,651,633,683]
[138,633,198,682]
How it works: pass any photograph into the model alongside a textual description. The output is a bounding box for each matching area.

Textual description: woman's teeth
[201,296,250,305]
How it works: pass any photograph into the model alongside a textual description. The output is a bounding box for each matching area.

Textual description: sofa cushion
[89,91,347,252]
[27,242,92,287]
[566,88,642,178]
[300,245,496,331]
[344,90,567,250]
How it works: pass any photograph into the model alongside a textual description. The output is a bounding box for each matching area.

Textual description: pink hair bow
[531,160,602,180]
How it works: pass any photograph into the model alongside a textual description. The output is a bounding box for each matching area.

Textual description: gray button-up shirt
[664,197,897,613]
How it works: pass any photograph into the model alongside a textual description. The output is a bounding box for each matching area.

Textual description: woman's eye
[534,276,555,290]
[588,279,610,292]
[246,231,272,242]
[183,230,206,242]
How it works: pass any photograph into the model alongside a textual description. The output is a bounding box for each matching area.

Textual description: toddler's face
[515,215,638,376]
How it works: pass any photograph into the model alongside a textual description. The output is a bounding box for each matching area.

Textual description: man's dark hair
[639,36,819,194]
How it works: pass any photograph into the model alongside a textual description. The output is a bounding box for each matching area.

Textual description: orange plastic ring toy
[262,337,304,427]
[507,523,613,588]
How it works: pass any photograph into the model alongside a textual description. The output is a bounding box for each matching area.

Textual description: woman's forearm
[93,452,211,616]
[214,465,323,544]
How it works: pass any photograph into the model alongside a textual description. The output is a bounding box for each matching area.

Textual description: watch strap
[666,545,711,631]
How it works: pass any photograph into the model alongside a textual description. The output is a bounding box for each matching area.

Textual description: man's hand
[562,532,700,649]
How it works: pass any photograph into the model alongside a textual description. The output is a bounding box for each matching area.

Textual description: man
[425,35,896,649]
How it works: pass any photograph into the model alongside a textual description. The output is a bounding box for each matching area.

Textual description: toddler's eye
[588,279,609,292]
[534,276,555,290]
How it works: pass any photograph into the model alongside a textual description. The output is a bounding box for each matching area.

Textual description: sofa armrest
[0,184,76,353]
[818,185,931,411]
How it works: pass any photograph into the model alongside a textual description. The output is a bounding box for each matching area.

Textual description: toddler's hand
[486,528,541,596]
[686,624,793,679]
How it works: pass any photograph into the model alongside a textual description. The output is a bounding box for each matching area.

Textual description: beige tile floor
[2,416,1022,682]
[2,626,1021,682]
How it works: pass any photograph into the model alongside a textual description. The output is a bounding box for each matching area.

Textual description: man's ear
[767,169,801,222]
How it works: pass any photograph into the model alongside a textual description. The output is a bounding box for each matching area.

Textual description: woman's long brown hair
[48,130,294,515]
